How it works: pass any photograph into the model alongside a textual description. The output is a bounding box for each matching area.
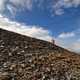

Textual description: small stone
[0,72,9,76]
[28,59,32,63]
[21,50,25,53]
[25,46,28,48]
[31,64,35,67]
[21,64,25,68]
[9,53,12,56]
[0,45,4,48]
[19,68,23,73]
[10,64,16,70]
[42,75,45,80]
[3,63,7,68]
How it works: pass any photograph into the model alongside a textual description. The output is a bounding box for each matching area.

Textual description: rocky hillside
[0,28,80,80]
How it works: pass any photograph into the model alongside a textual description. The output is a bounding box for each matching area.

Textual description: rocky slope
[0,28,80,80]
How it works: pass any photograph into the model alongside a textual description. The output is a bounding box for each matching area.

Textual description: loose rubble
[0,28,80,80]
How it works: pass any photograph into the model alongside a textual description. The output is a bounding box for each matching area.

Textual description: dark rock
[0,28,80,80]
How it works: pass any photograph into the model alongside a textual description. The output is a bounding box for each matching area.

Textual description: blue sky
[14,7,80,36]
[5,0,80,36]
[0,0,80,52]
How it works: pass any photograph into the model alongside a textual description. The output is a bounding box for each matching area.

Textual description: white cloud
[0,0,7,12]
[58,32,75,38]
[7,4,17,17]
[9,0,33,11]
[0,15,53,42]
[70,40,80,52]
[0,0,80,16]
[52,0,80,15]
[54,8,64,15]
[56,30,80,53]
[0,0,33,16]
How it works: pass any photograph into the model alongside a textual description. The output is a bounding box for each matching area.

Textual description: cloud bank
[0,15,53,42]
[56,30,80,53]
[51,0,80,15]
[58,32,75,38]
[0,0,80,16]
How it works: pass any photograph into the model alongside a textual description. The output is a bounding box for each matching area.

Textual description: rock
[0,28,80,80]
[10,64,16,70]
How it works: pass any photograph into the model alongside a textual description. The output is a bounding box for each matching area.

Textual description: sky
[0,0,80,52]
